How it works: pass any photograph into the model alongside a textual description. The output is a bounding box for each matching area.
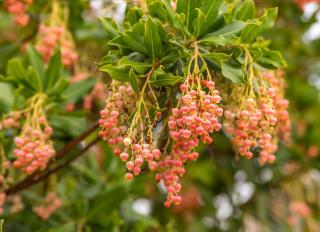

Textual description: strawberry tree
[98,0,289,207]
[2,0,315,230]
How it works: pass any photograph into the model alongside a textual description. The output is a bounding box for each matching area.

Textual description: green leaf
[150,73,183,87]
[123,31,148,54]
[201,0,223,27]
[99,64,130,82]
[0,219,3,232]
[144,17,161,62]
[199,21,246,46]
[221,62,244,83]
[202,52,231,66]
[0,83,13,113]
[240,19,261,43]
[6,58,26,83]
[162,0,182,30]
[199,35,240,46]
[88,185,127,219]
[257,48,287,69]
[176,0,201,31]
[50,114,86,137]
[235,0,256,21]
[148,0,167,21]
[26,66,43,91]
[129,68,139,93]
[260,8,278,32]
[193,9,206,38]
[27,46,45,82]
[241,8,277,42]
[47,78,69,96]
[207,21,247,37]
[126,6,143,25]
[193,0,223,37]
[123,22,148,54]
[118,56,152,74]
[45,50,62,91]
[100,18,119,38]
[63,78,96,102]
[108,35,129,50]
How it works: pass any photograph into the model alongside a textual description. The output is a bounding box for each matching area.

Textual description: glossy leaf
[99,64,130,82]
[221,62,244,83]
[193,0,223,37]
[235,0,256,21]
[123,22,148,54]
[148,0,167,21]
[119,56,152,74]
[257,48,287,69]
[26,67,42,91]
[202,52,231,66]
[45,50,62,91]
[176,0,201,31]
[63,78,96,102]
[150,73,183,87]
[50,114,86,137]
[126,6,143,25]
[129,68,139,93]
[47,78,69,96]
[27,46,45,82]
[100,18,119,38]
[144,18,162,62]
[199,21,246,46]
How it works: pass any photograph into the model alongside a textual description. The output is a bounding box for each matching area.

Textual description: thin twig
[55,121,99,159]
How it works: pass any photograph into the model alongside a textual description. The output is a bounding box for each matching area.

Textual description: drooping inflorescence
[3,0,32,26]
[36,24,78,67]
[158,69,223,207]
[99,79,162,179]
[263,71,291,144]
[35,1,77,67]
[1,93,55,174]
[33,192,62,220]
[222,70,291,165]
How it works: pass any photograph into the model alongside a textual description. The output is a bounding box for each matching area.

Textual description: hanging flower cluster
[0,93,56,174]
[0,112,21,129]
[263,71,291,144]
[222,70,291,165]
[35,1,77,67]
[36,24,78,67]
[8,195,24,214]
[3,0,32,26]
[99,80,162,180]
[33,192,62,220]
[157,56,223,207]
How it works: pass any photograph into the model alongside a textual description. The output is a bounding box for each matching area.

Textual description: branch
[55,121,100,160]
[4,122,100,195]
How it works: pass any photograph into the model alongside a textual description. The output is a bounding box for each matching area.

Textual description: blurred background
[1,0,320,231]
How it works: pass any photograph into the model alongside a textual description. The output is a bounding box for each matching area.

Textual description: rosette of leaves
[99,0,286,151]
